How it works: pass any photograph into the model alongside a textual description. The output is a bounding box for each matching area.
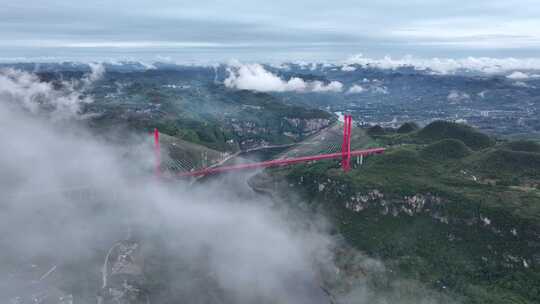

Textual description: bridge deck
[176,147,385,177]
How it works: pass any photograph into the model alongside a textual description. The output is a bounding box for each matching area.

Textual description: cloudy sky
[2,0,540,62]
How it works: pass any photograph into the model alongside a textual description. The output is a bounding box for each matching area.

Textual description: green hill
[397,122,419,134]
[366,125,388,136]
[421,139,472,160]
[503,140,540,153]
[259,125,540,304]
[468,148,540,180]
[418,121,494,150]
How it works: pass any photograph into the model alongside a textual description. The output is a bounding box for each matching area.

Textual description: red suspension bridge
[154,115,385,178]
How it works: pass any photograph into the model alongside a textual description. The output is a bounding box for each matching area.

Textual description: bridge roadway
[176,147,386,177]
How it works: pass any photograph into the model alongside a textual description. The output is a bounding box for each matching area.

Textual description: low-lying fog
[0,66,458,304]
[0,66,334,304]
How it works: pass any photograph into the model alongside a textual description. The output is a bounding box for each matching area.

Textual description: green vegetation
[367,120,495,151]
[418,121,494,150]
[367,125,391,136]
[87,80,334,152]
[264,122,540,304]
[149,117,236,151]
[421,139,472,160]
[466,149,540,182]
[397,122,420,134]
[503,140,540,153]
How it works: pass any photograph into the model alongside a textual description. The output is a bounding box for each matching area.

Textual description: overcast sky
[2,0,540,62]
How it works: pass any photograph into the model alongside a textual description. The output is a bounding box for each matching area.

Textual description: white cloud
[447,90,470,102]
[513,81,534,88]
[344,54,540,74]
[347,85,365,94]
[0,66,103,120]
[312,80,343,92]
[372,86,389,95]
[224,63,305,92]
[507,71,529,79]
[345,81,387,95]
[341,65,356,72]
[224,63,343,93]
[83,62,106,85]
[478,90,488,98]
